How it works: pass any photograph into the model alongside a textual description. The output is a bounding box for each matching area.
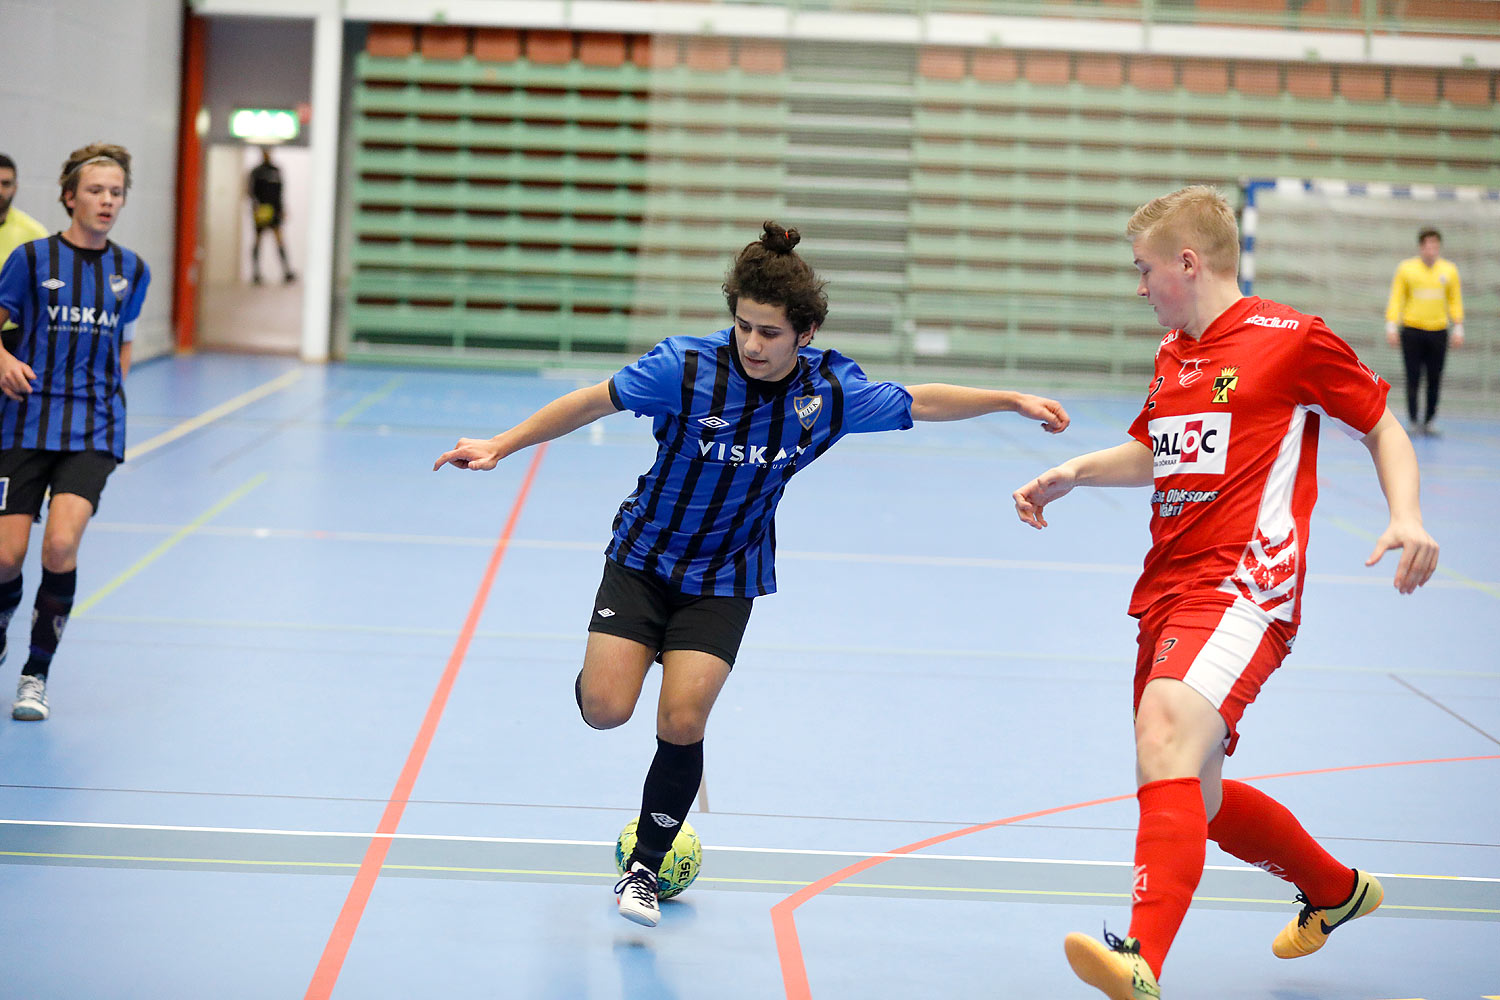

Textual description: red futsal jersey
[1126,296,1390,624]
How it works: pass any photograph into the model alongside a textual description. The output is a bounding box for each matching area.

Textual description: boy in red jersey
[1012,186,1437,999]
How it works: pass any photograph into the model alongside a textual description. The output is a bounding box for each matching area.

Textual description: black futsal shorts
[0,448,118,517]
[586,559,754,667]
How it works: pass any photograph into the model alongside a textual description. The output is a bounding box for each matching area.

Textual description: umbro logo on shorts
[596,608,615,618]
[650,813,679,828]
[41,279,66,290]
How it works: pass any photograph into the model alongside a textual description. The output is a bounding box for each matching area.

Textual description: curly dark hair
[58,142,132,217]
[722,221,829,335]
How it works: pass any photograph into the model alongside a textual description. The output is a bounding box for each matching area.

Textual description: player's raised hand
[433,437,505,471]
[0,354,37,401]
[1012,465,1077,530]
[1365,517,1438,594]
[1014,394,1070,434]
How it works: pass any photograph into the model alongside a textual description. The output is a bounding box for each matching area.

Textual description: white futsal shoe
[12,674,49,721]
[614,861,661,927]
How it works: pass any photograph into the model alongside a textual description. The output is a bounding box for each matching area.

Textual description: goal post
[1240,177,1500,411]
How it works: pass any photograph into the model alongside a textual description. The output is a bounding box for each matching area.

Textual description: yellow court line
[4,850,1496,917]
[125,368,304,461]
[72,473,269,618]
[334,375,403,427]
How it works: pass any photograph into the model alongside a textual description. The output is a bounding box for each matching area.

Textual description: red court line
[772,752,1500,1000]
[304,445,549,1000]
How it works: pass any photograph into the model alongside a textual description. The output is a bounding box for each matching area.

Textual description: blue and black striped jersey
[606,327,914,597]
[0,235,149,460]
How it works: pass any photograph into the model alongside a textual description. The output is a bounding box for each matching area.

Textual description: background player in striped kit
[1012,186,1437,999]
[0,143,151,721]
[436,221,1071,927]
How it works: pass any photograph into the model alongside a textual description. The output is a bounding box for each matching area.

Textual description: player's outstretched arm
[1012,440,1153,530]
[1360,408,1439,593]
[906,384,1069,432]
[433,380,617,471]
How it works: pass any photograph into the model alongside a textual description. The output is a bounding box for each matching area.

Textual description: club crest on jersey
[793,394,823,429]
[1211,367,1239,403]
[110,274,129,295]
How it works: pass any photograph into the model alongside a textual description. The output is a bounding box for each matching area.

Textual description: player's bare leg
[613,649,729,926]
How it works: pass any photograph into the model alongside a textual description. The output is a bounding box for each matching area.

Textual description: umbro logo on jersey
[650,813,679,828]
[41,279,65,290]
[110,274,129,295]
[793,394,823,429]
[596,608,616,618]
[698,416,730,429]
[1245,314,1299,330]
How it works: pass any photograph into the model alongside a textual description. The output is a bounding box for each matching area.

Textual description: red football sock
[1207,779,1356,906]
[1127,777,1206,979]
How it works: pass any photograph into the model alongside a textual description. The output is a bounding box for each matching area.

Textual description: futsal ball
[615,818,702,900]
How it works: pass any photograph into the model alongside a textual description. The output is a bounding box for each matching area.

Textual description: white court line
[125,368,305,460]
[0,819,1495,883]
[77,524,1500,591]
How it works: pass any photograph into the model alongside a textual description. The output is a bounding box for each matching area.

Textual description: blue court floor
[0,352,1495,999]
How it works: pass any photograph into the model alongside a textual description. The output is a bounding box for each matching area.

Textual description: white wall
[0,0,183,361]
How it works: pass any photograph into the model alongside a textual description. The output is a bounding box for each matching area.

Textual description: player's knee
[656,704,709,745]
[576,670,631,730]
[39,536,80,573]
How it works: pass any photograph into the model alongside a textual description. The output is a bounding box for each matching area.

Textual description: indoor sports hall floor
[0,353,1495,1000]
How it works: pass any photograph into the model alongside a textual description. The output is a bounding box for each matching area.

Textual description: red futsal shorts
[1133,592,1297,754]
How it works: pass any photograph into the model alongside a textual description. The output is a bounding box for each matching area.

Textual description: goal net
[1241,178,1500,412]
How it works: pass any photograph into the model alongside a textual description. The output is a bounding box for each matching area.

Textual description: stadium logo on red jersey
[1245,314,1299,330]
[793,394,823,429]
[1147,412,1231,476]
[1211,367,1239,403]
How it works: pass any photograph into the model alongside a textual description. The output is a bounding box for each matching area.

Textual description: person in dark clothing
[248,146,295,284]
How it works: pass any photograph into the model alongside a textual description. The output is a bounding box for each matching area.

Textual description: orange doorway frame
[172,12,207,351]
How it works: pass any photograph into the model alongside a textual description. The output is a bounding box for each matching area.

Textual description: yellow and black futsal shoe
[1273,869,1383,959]
[1064,929,1162,1000]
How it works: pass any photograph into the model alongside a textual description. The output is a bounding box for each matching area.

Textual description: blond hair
[59,143,132,216]
[1127,185,1239,276]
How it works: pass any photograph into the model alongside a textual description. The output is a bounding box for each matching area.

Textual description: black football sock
[629,736,703,874]
[22,568,76,680]
[0,574,22,662]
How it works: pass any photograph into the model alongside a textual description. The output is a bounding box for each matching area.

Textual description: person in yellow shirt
[1385,227,1464,437]
[0,154,50,349]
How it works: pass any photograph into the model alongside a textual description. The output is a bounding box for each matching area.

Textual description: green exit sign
[230,108,299,142]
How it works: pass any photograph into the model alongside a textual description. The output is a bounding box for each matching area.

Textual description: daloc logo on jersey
[1147,412,1231,477]
[792,394,822,429]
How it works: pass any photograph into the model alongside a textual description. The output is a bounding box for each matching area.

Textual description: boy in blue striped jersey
[435,222,1069,926]
[0,143,150,721]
